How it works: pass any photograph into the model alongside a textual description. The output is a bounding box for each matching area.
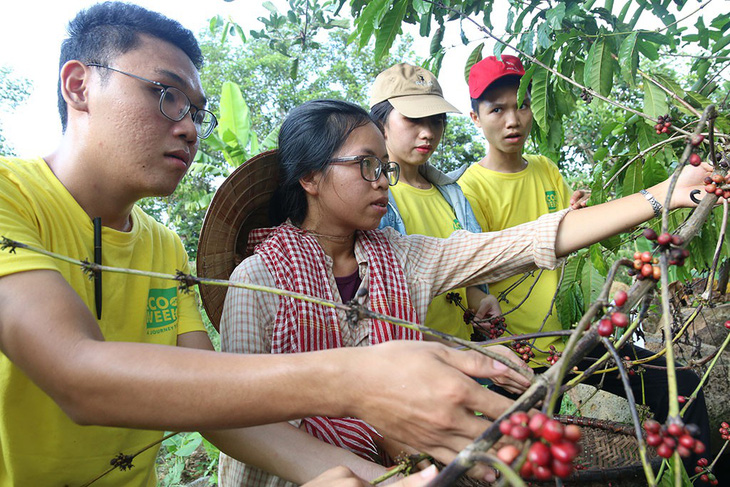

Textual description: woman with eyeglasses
[210,98,717,486]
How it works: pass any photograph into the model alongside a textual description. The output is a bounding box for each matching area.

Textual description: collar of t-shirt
[335,268,362,303]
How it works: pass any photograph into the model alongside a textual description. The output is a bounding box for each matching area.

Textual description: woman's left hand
[659,162,722,209]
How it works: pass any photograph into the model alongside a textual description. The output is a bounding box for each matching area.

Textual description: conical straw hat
[196,150,279,330]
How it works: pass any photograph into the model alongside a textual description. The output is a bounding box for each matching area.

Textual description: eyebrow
[155,68,208,107]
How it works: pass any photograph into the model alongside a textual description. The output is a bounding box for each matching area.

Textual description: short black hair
[58,1,202,131]
[273,99,375,226]
[369,100,448,130]
[470,75,527,115]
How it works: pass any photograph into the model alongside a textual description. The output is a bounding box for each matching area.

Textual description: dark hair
[273,99,375,226]
[470,75,528,114]
[369,100,448,130]
[58,1,203,131]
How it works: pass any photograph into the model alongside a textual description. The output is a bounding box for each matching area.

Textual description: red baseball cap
[468,55,525,99]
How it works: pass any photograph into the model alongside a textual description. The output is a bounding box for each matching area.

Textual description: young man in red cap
[458,55,712,480]
[458,55,581,363]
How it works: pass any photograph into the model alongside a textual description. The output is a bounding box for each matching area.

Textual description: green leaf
[685,90,713,110]
[589,244,608,276]
[517,64,535,108]
[217,81,252,158]
[580,259,604,306]
[712,33,730,54]
[618,31,639,86]
[622,161,643,196]
[430,26,445,57]
[584,38,614,97]
[561,256,584,291]
[174,433,203,457]
[643,157,668,188]
[412,0,429,15]
[464,43,484,84]
[537,22,552,49]
[557,281,583,329]
[262,1,278,14]
[289,57,299,79]
[373,0,407,60]
[209,15,222,33]
[546,3,566,29]
[642,75,668,119]
[653,73,685,99]
[531,65,550,131]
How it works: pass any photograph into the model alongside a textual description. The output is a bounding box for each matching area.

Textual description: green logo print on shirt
[452,218,464,231]
[545,191,558,212]
[146,287,178,334]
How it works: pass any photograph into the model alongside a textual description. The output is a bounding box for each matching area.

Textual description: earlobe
[60,60,91,114]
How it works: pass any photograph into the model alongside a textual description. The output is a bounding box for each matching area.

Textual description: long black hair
[272,99,375,226]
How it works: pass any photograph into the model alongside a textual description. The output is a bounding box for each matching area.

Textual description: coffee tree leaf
[464,42,484,83]
[430,25,445,56]
[590,243,608,276]
[557,281,583,330]
[412,0,429,15]
[584,37,615,97]
[374,0,407,60]
[712,32,730,54]
[580,259,604,306]
[653,73,685,99]
[642,75,668,119]
[618,31,639,87]
[546,3,566,29]
[622,160,643,196]
[532,65,550,131]
[642,157,668,188]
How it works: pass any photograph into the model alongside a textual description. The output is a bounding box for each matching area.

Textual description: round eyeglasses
[86,63,218,139]
[329,155,400,186]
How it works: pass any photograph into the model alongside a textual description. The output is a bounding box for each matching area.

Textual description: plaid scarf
[248,222,421,463]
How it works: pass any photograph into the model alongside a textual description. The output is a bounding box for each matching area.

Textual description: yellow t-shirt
[459,155,571,363]
[390,182,473,339]
[0,157,204,486]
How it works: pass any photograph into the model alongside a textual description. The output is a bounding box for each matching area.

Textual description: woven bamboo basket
[442,415,660,486]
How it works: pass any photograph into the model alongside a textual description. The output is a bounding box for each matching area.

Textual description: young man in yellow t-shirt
[458,55,578,362]
[459,55,711,475]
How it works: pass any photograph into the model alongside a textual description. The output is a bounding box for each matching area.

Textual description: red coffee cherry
[598,319,614,337]
[641,251,653,263]
[541,420,565,443]
[691,134,705,146]
[689,153,702,166]
[614,290,628,307]
[528,441,552,467]
[611,312,629,328]
[657,232,672,246]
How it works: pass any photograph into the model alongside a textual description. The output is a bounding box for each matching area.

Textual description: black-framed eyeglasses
[329,155,400,186]
[86,63,218,139]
